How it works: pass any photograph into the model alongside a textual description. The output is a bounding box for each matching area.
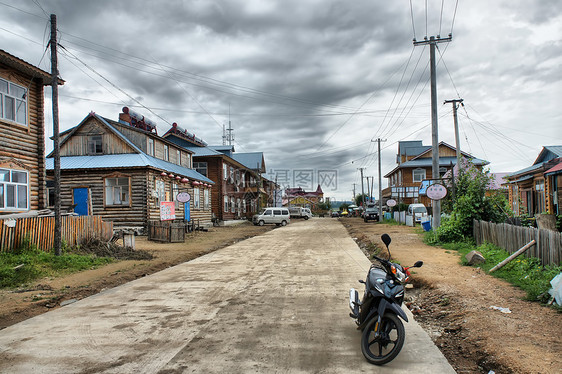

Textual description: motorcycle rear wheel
[360,313,405,365]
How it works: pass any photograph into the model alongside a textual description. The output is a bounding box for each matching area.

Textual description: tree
[355,194,368,207]
[436,164,510,242]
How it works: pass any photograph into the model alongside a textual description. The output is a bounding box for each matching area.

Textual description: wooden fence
[0,215,114,252]
[473,220,562,266]
[148,221,185,243]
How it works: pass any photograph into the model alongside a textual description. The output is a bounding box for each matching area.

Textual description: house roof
[45,154,214,184]
[0,49,64,85]
[544,160,562,176]
[533,145,562,165]
[232,152,265,172]
[183,146,223,157]
[384,156,488,178]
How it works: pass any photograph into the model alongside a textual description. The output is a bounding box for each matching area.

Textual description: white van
[253,208,291,226]
[408,203,428,223]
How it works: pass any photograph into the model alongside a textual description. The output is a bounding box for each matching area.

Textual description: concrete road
[0,219,455,373]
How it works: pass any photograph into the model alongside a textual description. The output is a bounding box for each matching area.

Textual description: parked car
[407,204,428,223]
[253,208,290,226]
[331,211,340,218]
[363,207,380,222]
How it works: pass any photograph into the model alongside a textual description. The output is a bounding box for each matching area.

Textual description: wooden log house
[163,126,275,221]
[45,110,214,232]
[0,50,63,215]
[382,141,489,207]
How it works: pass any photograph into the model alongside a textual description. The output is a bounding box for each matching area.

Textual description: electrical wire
[439,0,445,36]
[409,0,416,40]
[451,0,459,35]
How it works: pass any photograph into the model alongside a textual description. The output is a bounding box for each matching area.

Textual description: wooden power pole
[50,14,62,255]
[414,35,452,228]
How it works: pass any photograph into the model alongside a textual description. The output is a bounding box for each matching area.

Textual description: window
[156,179,166,201]
[194,162,208,177]
[104,177,130,206]
[204,189,210,210]
[223,164,228,180]
[0,168,28,210]
[172,183,179,207]
[148,138,155,156]
[176,149,181,165]
[0,78,27,125]
[193,187,200,209]
[224,196,229,212]
[88,135,103,154]
[242,172,246,187]
[535,179,545,213]
[237,198,241,214]
[163,145,169,161]
[413,168,426,183]
[231,197,235,213]
[186,153,191,168]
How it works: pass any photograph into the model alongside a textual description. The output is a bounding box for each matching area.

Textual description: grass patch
[422,232,561,305]
[0,249,113,288]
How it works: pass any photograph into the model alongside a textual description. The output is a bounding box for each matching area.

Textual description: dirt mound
[77,237,153,260]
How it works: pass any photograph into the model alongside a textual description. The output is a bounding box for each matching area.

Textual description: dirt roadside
[0,222,273,330]
[342,218,562,374]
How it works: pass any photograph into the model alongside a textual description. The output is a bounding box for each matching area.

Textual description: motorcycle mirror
[381,233,391,247]
[413,260,423,268]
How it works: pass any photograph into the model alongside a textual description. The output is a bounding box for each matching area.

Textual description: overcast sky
[1,0,560,202]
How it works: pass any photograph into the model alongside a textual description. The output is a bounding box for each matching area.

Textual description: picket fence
[473,220,562,266]
[0,215,114,252]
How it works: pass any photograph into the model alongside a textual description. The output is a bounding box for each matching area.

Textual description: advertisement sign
[160,201,176,221]
[386,199,397,207]
[177,192,191,203]
[426,183,448,200]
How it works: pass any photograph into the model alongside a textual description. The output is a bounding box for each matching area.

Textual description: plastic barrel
[422,220,432,232]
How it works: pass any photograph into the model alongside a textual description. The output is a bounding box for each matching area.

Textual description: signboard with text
[160,201,176,221]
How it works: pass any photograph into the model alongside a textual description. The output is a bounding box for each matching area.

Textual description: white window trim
[413,168,426,183]
[0,77,28,126]
[0,168,29,211]
[104,176,131,206]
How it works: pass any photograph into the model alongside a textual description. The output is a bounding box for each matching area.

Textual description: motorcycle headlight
[391,265,407,283]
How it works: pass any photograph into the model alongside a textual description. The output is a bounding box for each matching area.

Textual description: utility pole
[444,98,463,167]
[372,138,386,216]
[414,34,452,228]
[358,168,365,206]
[352,183,357,199]
[50,14,61,256]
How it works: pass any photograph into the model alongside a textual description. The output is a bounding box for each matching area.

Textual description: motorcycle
[348,233,423,365]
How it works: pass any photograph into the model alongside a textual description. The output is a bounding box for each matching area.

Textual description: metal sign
[386,199,397,207]
[176,192,191,203]
[426,183,448,200]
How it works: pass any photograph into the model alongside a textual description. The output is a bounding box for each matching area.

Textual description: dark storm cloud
[1,0,560,200]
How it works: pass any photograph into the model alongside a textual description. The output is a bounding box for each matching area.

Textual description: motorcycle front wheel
[360,313,405,365]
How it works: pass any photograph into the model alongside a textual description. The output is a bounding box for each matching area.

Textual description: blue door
[73,188,89,216]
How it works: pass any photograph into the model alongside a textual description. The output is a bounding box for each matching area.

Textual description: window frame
[194,162,208,177]
[148,138,155,156]
[413,168,426,183]
[0,167,29,211]
[87,135,103,155]
[0,77,28,126]
[193,187,200,209]
[103,175,131,207]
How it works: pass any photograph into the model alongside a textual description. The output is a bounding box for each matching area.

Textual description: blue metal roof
[401,156,488,168]
[232,152,264,170]
[184,146,223,157]
[46,154,214,184]
[506,162,544,178]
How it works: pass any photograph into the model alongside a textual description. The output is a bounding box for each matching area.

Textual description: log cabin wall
[52,168,148,229]
[0,64,47,212]
[145,170,211,227]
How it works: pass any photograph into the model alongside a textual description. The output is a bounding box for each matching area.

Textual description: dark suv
[363,207,380,222]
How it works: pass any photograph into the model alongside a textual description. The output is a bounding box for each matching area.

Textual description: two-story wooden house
[0,49,63,215]
[382,141,488,207]
[163,126,269,221]
[46,109,214,231]
[505,146,562,216]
